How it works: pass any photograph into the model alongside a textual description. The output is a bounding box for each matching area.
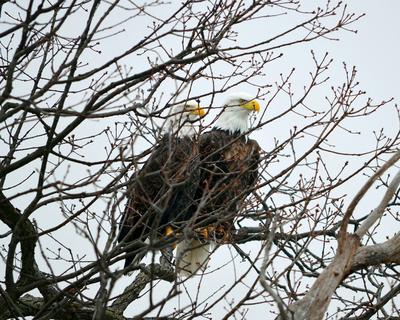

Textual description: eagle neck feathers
[213,106,249,135]
[165,119,198,138]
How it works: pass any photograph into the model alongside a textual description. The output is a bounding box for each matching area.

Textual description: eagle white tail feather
[176,240,215,277]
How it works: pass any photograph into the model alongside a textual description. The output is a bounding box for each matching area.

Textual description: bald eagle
[118,101,205,268]
[176,92,261,276]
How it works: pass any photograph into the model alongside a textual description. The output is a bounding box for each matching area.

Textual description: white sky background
[1,1,400,319]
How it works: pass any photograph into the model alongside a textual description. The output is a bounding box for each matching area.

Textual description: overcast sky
[1,1,400,319]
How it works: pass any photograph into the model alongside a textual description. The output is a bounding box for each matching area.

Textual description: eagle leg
[164,226,177,249]
[214,225,232,244]
[195,227,210,242]
[159,226,177,265]
[165,225,174,236]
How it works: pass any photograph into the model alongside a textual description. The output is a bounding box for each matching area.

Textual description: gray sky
[1,1,400,319]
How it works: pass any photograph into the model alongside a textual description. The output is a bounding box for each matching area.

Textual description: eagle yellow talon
[215,226,231,243]
[165,226,174,237]
[194,225,232,242]
[164,226,177,249]
[195,227,209,240]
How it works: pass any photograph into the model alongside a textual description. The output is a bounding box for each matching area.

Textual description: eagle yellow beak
[241,100,260,112]
[189,105,206,117]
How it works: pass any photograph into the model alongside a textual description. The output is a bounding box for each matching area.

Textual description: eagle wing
[196,130,260,227]
[118,135,200,266]
[175,130,260,275]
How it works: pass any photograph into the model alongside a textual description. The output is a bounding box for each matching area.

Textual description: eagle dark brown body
[176,128,260,276]
[118,134,200,267]
[194,129,260,237]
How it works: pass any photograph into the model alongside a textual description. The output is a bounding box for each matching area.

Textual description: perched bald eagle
[118,101,205,268]
[176,92,261,276]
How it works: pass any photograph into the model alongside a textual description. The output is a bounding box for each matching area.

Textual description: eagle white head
[165,100,205,137]
[214,92,261,134]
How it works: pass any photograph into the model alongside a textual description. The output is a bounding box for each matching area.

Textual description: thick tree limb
[284,233,360,320]
[1,294,122,320]
[340,151,400,239]
[279,154,400,320]
[355,169,400,237]
[0,191,37,296]
[0,262,175,320]
[111,262,175,315]
[351,234,400,272]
